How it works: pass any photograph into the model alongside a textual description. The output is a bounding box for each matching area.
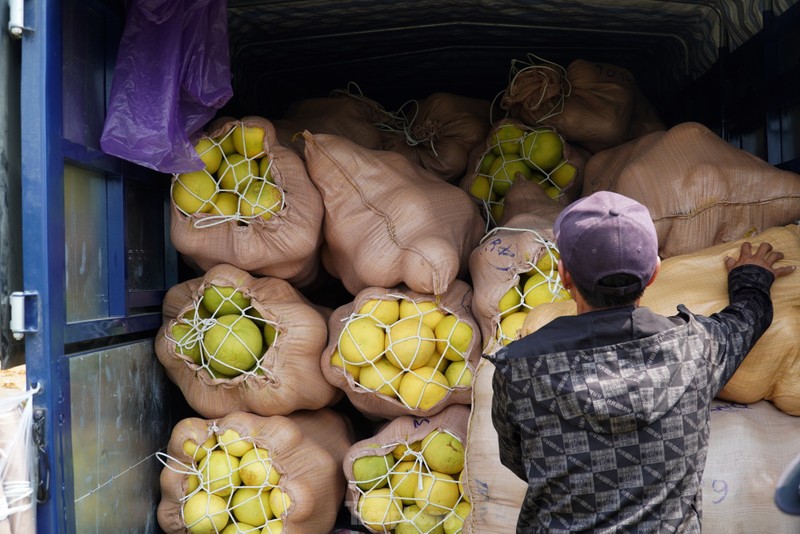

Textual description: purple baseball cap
[553,191,659,295]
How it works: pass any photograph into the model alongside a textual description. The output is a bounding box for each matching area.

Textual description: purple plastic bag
[100,0,232,174]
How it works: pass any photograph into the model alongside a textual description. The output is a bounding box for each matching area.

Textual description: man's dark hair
[572,273,645,308]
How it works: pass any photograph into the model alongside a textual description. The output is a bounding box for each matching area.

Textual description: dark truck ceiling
[223,0,799,122]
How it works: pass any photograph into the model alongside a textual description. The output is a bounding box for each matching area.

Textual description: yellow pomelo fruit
[478,151,497,174]
[182,490,229,534]
[260,519,284,534]
[239,447,281,487]
[521,130,563,172]
[433,354,450,375]
[396,504,445,534]
[498,286,523,319]
[268,488,291,518]
[208,191,240,217]
[173,171,219,214]
[218,153,257,192]
[231,487,272,526]
[389,460,426,505]
[358,299,400,326]
[434,315,472,362]
[533,248,561,276]
[194,137,224,174]
[398,367,450,411]
[352,452,396,491]
[391,441,421,462]
[330,349,361,381]
[232,125,266,158]
[263,322,277,346]
[385,318,436,370]
[399,300,446,331]
[523,273,570,309]
[497,311,529,345]
[222,523,258,534]
[489,199,505,223]
[468,174,493,202]
[186,474,200,494]
[550,160,577,188]
[204,315,263,377]
[422,430,465,475]
[183,435,216,462]
[544,185,562,199]
[259,156,274,181]
[489,124,525,156]
[414,471,460,516]
[458,470,469,503]
[217,429,254,458]
[444,360,472,388]
[338,317,385,366]
[357,357,403,398]
[488,156,533,196]
[198,450,241,496]
[215,130,237,155]
[358,488,403,531]
[172,323,203,365]
[202,285,250,316]
[241,180,282,221]
[443,501,472,534]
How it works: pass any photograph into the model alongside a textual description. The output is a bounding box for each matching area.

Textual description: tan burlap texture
[382,92,493,183]
[155,264,340,418]
[170,116,324,286]
[500,58,666,154]
[303,131,484,297]
[321,281,481,420]
[342,404,471,533]
[157,409,353,534]
[583,121,800,259]
[518,224,800,415]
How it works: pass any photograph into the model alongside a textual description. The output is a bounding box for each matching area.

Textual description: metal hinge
[9,291,39,340]
[8,0,34,38]
[33,408,50,503]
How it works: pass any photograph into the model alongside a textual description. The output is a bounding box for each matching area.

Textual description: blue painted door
[20,0,181,531]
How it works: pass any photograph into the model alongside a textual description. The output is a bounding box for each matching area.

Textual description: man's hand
[725,242,796,279]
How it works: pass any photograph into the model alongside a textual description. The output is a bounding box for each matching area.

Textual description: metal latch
[9,291,39,340]
[33,408,49,503]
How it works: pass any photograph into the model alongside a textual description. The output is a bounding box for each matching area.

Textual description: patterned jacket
[486,265,775,533]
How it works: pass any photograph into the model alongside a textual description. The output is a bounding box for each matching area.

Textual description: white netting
[480,228,570,345]
[333,294,475,412]
[349,429,471,534]
[170,120,286,229]
[506,53,571,123]
[165,283,279,381]
[156,426,286,534]
[467,120,575,229]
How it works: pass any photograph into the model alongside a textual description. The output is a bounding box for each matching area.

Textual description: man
[486,191,795,533]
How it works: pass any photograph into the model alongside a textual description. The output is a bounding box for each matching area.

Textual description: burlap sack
[273,88,391,158]
[582,121,800,259]
[500,57,666,154]
[343,404,471,534]
[468,216,565,353]
[459,118,587,228]
[498,177,566,227]
[157,409,354,534]
[381,93,493,183]
[170,116,324,287]
[519,224,800,415]
[155,264,341,418]
[303,131,484,296]
[321,281,481,420]
[465,359,800,533]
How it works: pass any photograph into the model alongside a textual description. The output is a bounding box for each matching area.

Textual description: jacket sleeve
[693,264,775,397]
[490,366,527,481]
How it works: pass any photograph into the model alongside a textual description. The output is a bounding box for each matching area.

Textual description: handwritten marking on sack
[474,478,490,498]
[710,402,750,414]
[485,238,516,259]
[711,479,728,503]
[412,418,431,428]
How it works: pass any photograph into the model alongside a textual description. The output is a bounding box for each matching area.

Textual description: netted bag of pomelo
[157,409,354,534]
[170,116,323,287]
[321,280,481,420]
[499,54,666,154]
[155,264,341,418]
[468,216,572,356]
[380,92,493,183]
[459,117,588,230]
[344,404,472,534]
[302,130,484,297]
